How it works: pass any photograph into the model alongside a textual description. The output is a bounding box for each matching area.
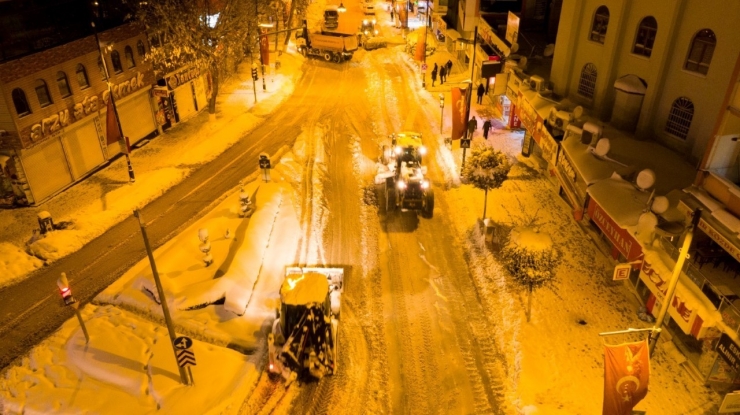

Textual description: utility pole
[648,208,702,355]
[91,22,135,183]
[461,26,478,172]
[133,209,190,385]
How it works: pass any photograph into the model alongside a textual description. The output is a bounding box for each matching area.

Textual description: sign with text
[506,11,520,45]
[613,263,632,281]
[720,391,740,413]
[716,333,740,372]
[451,86,467,140]
[678,200,740,263]
[587,199,643,261]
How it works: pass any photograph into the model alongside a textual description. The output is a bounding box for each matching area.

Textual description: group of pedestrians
[431,59,453,87]
[466,116,493,140]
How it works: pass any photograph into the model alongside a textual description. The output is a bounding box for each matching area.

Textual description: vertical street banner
[451,87,467,140]
[603,340,650,415]
[415,36,426,61]
[106,97,122,145]
[399,6,408,29]
[260,27,270,66]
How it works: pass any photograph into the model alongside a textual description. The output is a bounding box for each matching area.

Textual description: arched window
[590,6,609,44]
[578,63,597,99]
[76,64,90,88]
[665,97,694,140]
[98,56,107,79]
[35,79,52,107]
[11,88,31,116]
[124,46,136,68]
[137,40,146,57]
[685,29,716,75]
[633,16,658,57]
[56,71,71,98]
[110,50,123,73]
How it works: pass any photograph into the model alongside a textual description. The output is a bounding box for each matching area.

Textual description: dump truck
[296,21,359,62]
[268,267,343,382]
[375,132,434,218]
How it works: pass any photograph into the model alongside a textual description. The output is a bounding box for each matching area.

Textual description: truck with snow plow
[268,267,343,381]
[296,21,359,63]
[375,132,434,218]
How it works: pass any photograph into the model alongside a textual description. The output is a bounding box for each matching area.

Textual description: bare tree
[461,147,511,218]
[137,0,252,116]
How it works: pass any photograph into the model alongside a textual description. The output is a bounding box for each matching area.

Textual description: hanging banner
[451,87,467,140]
[415,37,426,61]
[603,340,650,415]
[106,96,122,145]
[260,27,270,66]
[508,103,521,128]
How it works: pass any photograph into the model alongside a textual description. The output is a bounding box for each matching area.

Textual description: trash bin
[483,218,495,245]
[38,211,54,234]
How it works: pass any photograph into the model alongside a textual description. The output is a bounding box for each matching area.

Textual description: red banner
[603,340,650,415]
[106,97,122,145]
[587,199,643,261]
[451,87,467,140]
[260,27,270,66]
[415,38,425,61]
[508,103,521,128]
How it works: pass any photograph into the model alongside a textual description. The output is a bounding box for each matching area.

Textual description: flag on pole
[106,96,122,145]
[603,339,650,415]
[415,37,425,61]
[260,27,270,66]
[451,87,467,140]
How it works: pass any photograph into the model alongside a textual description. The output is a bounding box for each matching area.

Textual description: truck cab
[324,6,339,30]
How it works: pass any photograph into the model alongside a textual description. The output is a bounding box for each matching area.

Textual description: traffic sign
[421,63,428,72]
[259,154,271,169]
[177,349,197,367]
[460,138,471,149]
[174,336,193,350]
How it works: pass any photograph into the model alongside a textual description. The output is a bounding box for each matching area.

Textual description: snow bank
[0,242,43,288]
[507,226,553,251]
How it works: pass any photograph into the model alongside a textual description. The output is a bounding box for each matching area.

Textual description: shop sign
[508,103,521,129]
[166,67,201,90]
[557,152,576,183]
[720,391,740,413]
[639,259,695,333]
[104,72,145,103]
[613,263,631,280]
[539,128,559,166]
[587,199,642,261]
[153,87,169,98]
[717,333,740,372]
[519,100,537,131]
[478,18,496,47]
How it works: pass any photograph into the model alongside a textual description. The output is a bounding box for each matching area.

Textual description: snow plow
[375,132,434,218]
[296,20,358,63]
[268,267,343,382]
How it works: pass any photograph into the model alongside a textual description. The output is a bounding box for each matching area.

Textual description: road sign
[174,336,193,350]
[421,63,427,72]
[177,349,197,367]
[460,138,471,149]
[259,154,271,169]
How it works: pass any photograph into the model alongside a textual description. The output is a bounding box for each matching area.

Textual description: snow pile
[280,271,330,305]
[0,242,43,287]
[507,226,553,251]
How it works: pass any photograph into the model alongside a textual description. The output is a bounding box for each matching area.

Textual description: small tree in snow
[461,147,511,218]
[500,227,561,322]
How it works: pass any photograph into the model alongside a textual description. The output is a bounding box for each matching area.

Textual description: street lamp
[439,93,444,134]
[338,2,346,12]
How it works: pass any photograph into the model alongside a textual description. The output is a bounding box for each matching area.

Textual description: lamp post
[439,93,444,134]
[422,0,428,89]
[91,22,135,183]
[338,2,346,12]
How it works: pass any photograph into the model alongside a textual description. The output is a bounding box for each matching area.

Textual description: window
[56,71,71,98]
[665,97,694,140]
[137,40,146,57]
[590,6,609,44]
[98,56,107,79]
[111,50,123,73]
[124,46,136,68]
[578,63,597,99]
[11,88,31,116]
[685,29,716,75]
[76,64,90,88]
[633,16,657,57]
[35,79,52,107]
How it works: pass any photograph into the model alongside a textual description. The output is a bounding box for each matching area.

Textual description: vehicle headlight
[372,19,377,24]
[394,146,402,155]
[365,30,369,35]
[363,19,368,24]
[421,180,429,189]
[397,180,407,190]
[419,146,427,155]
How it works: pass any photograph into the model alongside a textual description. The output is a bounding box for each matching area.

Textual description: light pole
[422,1,428,89]
[461,26,479,173]
[439,93,444,134]
[91,22,135,183]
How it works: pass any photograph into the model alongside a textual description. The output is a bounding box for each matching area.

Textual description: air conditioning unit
[529,75,546,92]
[548,108,574,130]
[580,122,602,146]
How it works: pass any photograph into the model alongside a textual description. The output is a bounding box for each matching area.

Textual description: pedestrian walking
[433,62,438,73]
[390,9,395,20]
[483,119,492,139]
[431,67,438,86]
[467,116,477,139]
[446,59,453,74]
[440,66,447,84]
[476,83,485,104]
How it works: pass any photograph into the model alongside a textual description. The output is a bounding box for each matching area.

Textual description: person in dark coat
[467,116,477,139]
[433,62,438,73]
[431,67,438,86]
[476,83,485,104]
[482,118,492,139]
[446,59,453,74]
[439,66,447,84]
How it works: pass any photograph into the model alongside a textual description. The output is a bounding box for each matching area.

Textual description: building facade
[0,23,157,206]
[550,0,740,163]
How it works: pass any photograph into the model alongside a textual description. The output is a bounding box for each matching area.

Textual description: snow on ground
[0,53,302,290]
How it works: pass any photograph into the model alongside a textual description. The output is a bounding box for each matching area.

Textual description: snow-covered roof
[519,88,557,120]
[280,271,329,305]
[587,176,650,228]
[560,134,626,185]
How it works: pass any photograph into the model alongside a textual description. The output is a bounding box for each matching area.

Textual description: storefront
[164,67,211,124]
[517,89,559,176]
[115,87,157,148]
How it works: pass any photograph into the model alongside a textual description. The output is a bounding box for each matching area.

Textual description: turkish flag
[603,340,650,415]
[451,87,467,140]
[415,37,425,61]
[106,96,122,145]
[260,27,270,66]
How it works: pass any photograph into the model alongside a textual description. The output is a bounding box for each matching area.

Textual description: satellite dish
[651,195,669,214]
[638,211,658,232]
[572,106,584,120]
[543,44,555,57]
[593,138,610,157]
[518,56,528,70]
[635,169,656,191]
